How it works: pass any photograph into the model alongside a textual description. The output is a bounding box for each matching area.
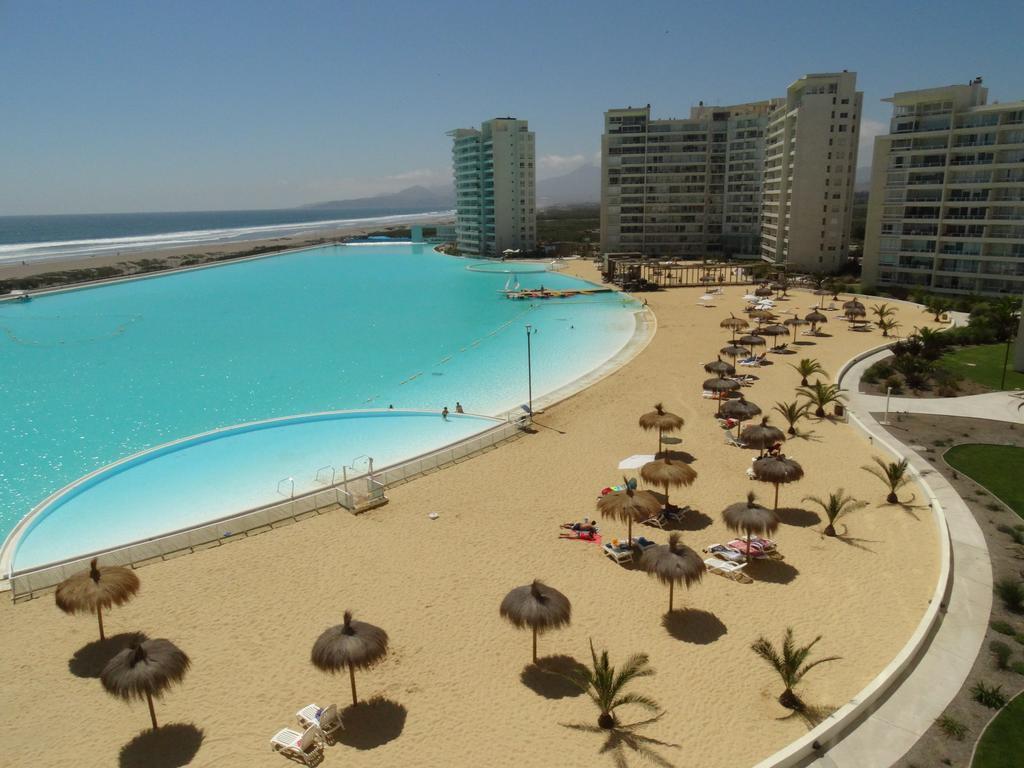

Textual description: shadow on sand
[520,655,588,699]
[749,559,799,584]
[70,632,149,679]
[654,450,696,464]
[776,507,822,528]
[661,609,726,645]
[562,715,679,768]
[776,700,837,730]
[119,723,204,768]
[336,697,407,750]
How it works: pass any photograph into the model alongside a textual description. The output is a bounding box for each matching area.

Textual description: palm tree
[751,628,840,710]
[773,400,811,436]
[567,640,660,729]
[790,358,827,387]
[803,490,869,537]
[862,456,911,503]
[797,381,847,417]
[924,297,953,322]
[876,317,901,338]
[871,303,896,323]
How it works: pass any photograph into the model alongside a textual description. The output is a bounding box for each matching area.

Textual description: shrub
[971,681,1007,709]
[995,579,1024,612]
[990,620,1016,635]
[863,361,894,384]
[935,713,969,741]
[987,502,1004,512]
[990,640,1012,669]
[1015,634,1024,647]
[883,376,903,395]
[1011,661,1024,675]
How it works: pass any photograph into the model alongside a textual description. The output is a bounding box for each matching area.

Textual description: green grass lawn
[972,690,1024,768]
[944,444,1024,519]
[939,344,1024,391]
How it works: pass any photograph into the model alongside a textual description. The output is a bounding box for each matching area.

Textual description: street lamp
[525,323,533,415]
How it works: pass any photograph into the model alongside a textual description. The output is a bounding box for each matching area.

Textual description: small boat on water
[504,287,613,300]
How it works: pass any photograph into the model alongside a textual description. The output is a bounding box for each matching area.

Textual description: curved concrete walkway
[847,347,1024,424]
[798,353,995,766]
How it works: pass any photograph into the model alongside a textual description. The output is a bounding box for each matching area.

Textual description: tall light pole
[525,323,533,415]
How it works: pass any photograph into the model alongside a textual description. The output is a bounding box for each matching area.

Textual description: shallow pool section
[10,410,497,570]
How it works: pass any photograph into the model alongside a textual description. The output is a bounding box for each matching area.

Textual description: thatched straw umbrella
[784,316,808,342]
[597,482,661,541]
[740,417,786,457]
[845,306,866,321]
[720,314,749,340]
[813,288,831,307]
[100,639,190,730]
[755,285,773,297]
[55,558,140,640]
[771,281,789,298]
[722,492,779,563]
[738,333,766,349]
[751,456,805,509]
[720,344,751,360]
[703,356,735,378]
[638,403,684,454]
[312,611,389,706]
[842,299,865,311]
[805,310,827,334]
[761,324,789,349]
[641,456,697,510]
[721,395,762,437]
[500,580,571,662]
[703,376,741,415]
[748,309,775,324]
[639,533,705,613]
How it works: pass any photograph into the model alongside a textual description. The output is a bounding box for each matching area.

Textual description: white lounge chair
[704,556,752,583]
[725,433,747,448]
[297,703,342,744]
[270,726,323,765]
[603,542,633,564]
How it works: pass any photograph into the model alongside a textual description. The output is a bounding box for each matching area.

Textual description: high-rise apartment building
[862,80,1024,296]
[760,72,863,272]
[448,118,536,257]
[600,101,777,259]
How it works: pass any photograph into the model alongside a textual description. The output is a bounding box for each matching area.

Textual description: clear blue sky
[3,0,1023,215]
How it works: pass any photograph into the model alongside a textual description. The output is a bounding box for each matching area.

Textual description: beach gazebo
[740,417,785,457]
[751,456,805,509]
[703,356,735,378]
[722,492,779,563]
[596,483,661,542]
[55,558,140,640]
[639,533,705,613]
[721,395,762,437]
[640,456,697,510]
[805,310,827,335]
[720,314,749,341]
[783,316,808,342]
[312,611,389,706]
[638,403,684,455]
[100,638,190,730]
[499,580,571,663]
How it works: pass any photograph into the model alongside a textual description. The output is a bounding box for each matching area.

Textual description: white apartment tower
[760,72,863,272]
[600,101,777,259]
[862,80,1024,297]
[448,118,536,257]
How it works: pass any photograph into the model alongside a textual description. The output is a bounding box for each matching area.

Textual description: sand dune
[0,268,941,767]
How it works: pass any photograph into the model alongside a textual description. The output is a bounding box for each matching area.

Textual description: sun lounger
[703,544,745,563]
[725,433,747,448]
[632,536,657,550]
[603,542,633,564]
[704,556,752,583]
[729,537,784,560]
[271,726,324,766]
[297,703,342,744]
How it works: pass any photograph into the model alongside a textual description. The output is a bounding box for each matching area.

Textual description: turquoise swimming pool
[0,244,641,570]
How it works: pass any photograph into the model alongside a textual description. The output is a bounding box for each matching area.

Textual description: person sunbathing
[560,519,598,534]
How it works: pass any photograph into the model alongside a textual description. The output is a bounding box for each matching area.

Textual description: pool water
[0,245,640,568]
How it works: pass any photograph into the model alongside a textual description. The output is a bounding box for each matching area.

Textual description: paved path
[798,352,994,767]
[845,347,1023,424]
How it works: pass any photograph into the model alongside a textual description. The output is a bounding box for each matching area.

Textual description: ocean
[0,207,453,265]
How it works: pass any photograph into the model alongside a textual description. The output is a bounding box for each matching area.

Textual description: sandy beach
[0,268,943,768]
[0,214,454,282]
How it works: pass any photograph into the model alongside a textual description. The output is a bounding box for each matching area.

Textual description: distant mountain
[300,185,454,211]
[537,163,601,207]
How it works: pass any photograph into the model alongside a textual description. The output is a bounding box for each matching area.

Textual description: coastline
[0,213,454,283]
